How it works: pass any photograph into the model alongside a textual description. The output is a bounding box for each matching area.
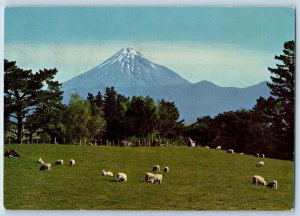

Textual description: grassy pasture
[3,144,294,210]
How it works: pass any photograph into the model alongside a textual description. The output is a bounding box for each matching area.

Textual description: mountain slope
[117,81,270,122]
[62,48,190,93]
[61,48,270,123]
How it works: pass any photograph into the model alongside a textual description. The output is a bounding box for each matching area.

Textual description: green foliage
[125,96,158,137]
[64,93,106,143]
[266,40,295,160]
[4,60,63,143]
[157,99,180,137]
[4,144,294,210]
[103,87,128,140]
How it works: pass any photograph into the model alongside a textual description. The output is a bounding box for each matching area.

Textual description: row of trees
[4,40,295,160]
[4,60,180,144]
[182,41,295,160]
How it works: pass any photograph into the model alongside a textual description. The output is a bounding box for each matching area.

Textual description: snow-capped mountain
[62,48,270,123]
[62,48,190,92]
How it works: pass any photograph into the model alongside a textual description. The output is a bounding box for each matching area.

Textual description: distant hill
[62,48,270,123]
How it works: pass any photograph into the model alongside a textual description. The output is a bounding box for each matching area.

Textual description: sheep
[267,180,278,189]
[187,137,196,147]
[164,166,169,173]
[204,146,210,149]
[70,159,75,166]
[216,146,222,150]
[256,161,264,167]
[227,149,234,153]
[145,172,156,182]
[255,153,260,157]
[117,172,127,182]
[152,165,160,172]
[148,174,163,184]
[252,175,266,186]
[40,163,51,171]
[102,170,114,176]
[37,158,44,164]
[261,154,265,158]
[55,159,64,165]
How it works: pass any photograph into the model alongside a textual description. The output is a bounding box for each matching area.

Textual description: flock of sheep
[102,164,169,183]
[213,146,278,190]
[37,156,169,184]
[252,153,278,190]
[37,158,75,171]
[225,148,278,190]
[13,145,278,189]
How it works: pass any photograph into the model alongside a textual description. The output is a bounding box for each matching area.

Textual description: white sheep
[227,149,234,153]
[252,175,266,186]
[255,153,260,157]
[216,146,222,150]
[256,161,264,167]
[102,170,114,176]
[145,172,156,182]
[37,158,44,164]
[55,159,64,165]
[40,163,51,171]
[261,154,265,158]
[187,137,196,147]
[204,146,210,149]
[117,172,127,182]
[148,174,163,184]
[164,166,169,173]
[267,180,278,189]
[70,159,75,166]
[152,165,160,172]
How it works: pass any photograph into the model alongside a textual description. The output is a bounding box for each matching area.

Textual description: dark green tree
[4,59,63,143]
[103,87,128,140]
[157,99,180,138]
[267,40,295,159]
[125,96,158,137]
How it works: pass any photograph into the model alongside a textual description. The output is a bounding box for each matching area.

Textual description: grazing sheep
[216,146,222,150]
[204,146,210,149]
[261,154,265,158]
[40,163,51,171]
[227,149,234,153]
[267,180,278,189]
[37,158,44,164]
[117,172,127,182]
[164,166,169,173]
[252,175,266,186]
[255,153,260,157]
[256,161,264,167]
[55,159,64,165]
[69,159,75,166]
[148,174,163,184]
[102,170,114,176]
[152,165,160,172]
[187,137,196,147]
[240,152,244,154]
[145,172,156,182]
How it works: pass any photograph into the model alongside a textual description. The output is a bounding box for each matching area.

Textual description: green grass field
[3,144,294,210]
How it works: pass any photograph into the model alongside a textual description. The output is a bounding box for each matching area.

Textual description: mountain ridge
[62,48,270,123]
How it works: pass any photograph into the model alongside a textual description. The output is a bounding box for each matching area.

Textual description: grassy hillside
[3,144,294,210]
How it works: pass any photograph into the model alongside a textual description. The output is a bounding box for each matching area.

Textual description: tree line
[4,41,295,160]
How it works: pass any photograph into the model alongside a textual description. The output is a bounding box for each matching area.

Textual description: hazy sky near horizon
[4,7,295,87]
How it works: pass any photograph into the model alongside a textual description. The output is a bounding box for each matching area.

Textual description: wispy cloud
[5,41,276,87]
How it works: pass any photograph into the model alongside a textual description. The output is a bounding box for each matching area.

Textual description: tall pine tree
[267,40,295,159]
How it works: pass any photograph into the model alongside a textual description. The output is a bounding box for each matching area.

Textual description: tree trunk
[16,115,23,144]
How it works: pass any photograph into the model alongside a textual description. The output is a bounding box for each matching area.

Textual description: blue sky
[4,7,295,87]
